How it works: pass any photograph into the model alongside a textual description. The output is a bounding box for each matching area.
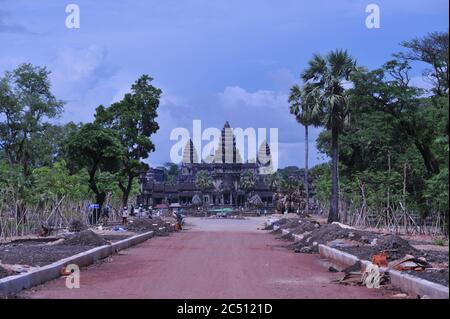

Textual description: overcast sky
[0,0,448,168]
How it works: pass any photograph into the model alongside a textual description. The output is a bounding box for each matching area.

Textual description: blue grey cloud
[0,0,448,168]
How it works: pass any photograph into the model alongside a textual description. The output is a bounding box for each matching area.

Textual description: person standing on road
[122,206,129,226]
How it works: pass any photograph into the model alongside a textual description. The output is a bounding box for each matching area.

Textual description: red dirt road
[21,218,396,299]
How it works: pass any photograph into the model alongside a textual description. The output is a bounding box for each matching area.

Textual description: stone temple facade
[138,121,275,208]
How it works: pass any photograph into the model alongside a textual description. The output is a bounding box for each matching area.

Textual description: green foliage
[239,170,257,192]
[300,49,357,222]
[0,64,64,175]
[311,32,449,230]
[64,123,123,207]
[265,172,281,191]
[432,238,445,246]
[95,74,161,206]
[31,160,91,203]
[164,162,180,182]
[195,170,213,190]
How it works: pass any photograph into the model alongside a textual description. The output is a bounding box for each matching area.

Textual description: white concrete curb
[318,244,371,270]
[318,244,449,299]
[0,231,154,297]
[389,269,449,299]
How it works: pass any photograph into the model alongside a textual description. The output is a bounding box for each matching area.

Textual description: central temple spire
[213,121,242,164]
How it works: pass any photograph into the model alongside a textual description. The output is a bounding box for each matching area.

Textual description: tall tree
[288,84,321,215]
[195,170,213,208]
[351,59,442,175]
[164,162,180,185]
[0,63,64,220]
[64,123,123,222]
[301,50,357,223]
[240,170,257,196]
[396,31,449,96]
[95,75,162,207]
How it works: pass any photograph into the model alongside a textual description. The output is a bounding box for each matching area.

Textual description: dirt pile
[280,218,320,240]
[125,217,172,235]
[291,223,378,253]
[0,265,17,279]
[69,219,88,232]
[0,243,95,267]
[60,230,109,246]
[340,235,419,262]
[291,220,320,234]
[269,218,300,234]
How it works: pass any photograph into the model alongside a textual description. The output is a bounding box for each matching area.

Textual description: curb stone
[0,231,154,297]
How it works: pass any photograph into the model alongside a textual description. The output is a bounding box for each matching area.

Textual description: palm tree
[195,170,213,209]
[300,50,356,223]
[289,84,314,215]
[239,171,257,205]
[265,172,280,191]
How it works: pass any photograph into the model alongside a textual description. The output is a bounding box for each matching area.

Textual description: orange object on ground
[175,222,182,231]
[372,252,388,267]
[60,266,72,276]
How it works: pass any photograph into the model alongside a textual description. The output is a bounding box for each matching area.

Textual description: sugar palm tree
[239,171,257,206]
[300,50,357,223]
[195,170,213,209]
[289,84,315,215]
[240,171,257,191]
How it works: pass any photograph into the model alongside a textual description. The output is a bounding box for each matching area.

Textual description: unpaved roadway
[20,217,396,299]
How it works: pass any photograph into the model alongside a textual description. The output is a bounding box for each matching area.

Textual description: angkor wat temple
[138,121,275,208]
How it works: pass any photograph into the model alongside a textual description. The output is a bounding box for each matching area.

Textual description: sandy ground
[19,217,399,299]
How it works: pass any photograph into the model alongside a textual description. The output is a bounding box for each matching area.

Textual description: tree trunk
[93,192,106,224]
[120,175,134,208]
[328,124,339,223]
[304,124,309,215]
[88,162,104,224]
[414,140,440,175]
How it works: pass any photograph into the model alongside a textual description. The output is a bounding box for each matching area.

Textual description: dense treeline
[0,65,161,237]
[290,31,448,234]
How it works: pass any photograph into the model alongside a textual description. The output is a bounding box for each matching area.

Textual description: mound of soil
[270,218,300,234]
[290,219,320,235]
[340,235,419,262]
[291,223,377,253]
[0,243,97,267]
[0,265,17,279]
[60,230,109,246]
[69,219,88,232]
[125,217,171,235]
